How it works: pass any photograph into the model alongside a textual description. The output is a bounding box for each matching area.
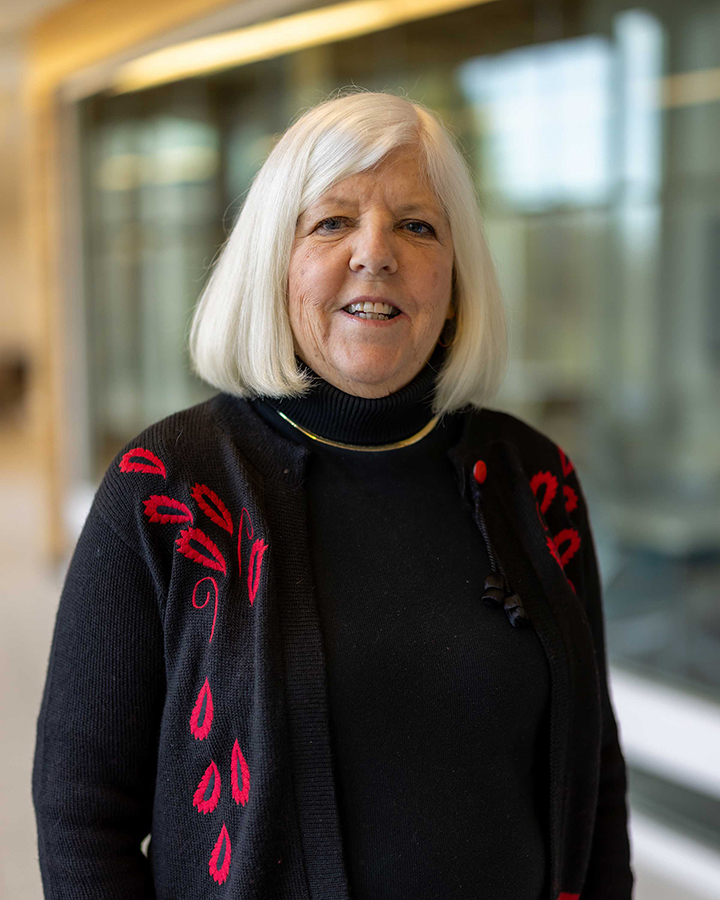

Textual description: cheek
[287,253,310,309]
[415,253,453,305]
[289,244,345,306]
[287,249,343,350]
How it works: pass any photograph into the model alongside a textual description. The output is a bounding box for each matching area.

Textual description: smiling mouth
[343,301,402,320]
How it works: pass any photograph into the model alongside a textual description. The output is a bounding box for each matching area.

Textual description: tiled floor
[2,421,717,898]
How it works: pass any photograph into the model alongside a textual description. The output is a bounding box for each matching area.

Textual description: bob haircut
[189,89,507,415]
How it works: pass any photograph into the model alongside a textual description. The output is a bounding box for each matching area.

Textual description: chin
[333,358,401,390]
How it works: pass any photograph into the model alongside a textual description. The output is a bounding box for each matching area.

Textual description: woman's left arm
[566,467,635,899]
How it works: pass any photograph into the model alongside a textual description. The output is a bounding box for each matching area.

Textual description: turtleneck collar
[250,342,448,447]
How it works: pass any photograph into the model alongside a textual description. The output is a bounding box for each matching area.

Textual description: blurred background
[2,0,720,897]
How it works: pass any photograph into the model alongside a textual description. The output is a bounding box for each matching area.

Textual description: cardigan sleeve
[567,469,635,900]
[32,502,166,900]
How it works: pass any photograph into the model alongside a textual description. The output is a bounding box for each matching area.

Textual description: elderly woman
[32,91,633,900]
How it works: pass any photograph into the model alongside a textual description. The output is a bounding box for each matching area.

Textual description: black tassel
[482,573,505,608]
[503,592,529,628]
[473,479,530,629]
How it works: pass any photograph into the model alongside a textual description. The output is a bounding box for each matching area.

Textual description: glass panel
[78,0,720,713]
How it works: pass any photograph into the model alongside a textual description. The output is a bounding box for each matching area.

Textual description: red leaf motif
[530,471,558,515]
[546,535,563,568]
[192,577,219,644]
[190,678,214,740]
[247,538,268,606]
[143,495,193,524]
[231,738,250,806]
[237,507,254,582]
[176,528,227,575]
[535,501,549,533]
[193,760,221,814]
[552,528,581,568]
[119,447,166,478]
[558,447,574,477]
[564,484,578,514]
[191,483,233,534]
[209,822,231,884]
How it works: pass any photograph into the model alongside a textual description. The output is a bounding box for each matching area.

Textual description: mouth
[341,300,403,321]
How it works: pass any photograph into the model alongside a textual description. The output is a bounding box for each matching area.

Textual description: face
[287,147,455,398]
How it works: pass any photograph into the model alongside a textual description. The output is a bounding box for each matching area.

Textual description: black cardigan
[32,384,634,900]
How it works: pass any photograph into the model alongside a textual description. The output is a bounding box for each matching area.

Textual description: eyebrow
[304,197,445,219]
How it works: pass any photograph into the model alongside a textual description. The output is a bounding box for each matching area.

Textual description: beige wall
[0,37,28,354]
[25,0,239,561]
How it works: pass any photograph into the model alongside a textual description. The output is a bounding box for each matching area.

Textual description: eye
[315,216,347,233]
[402,220,436,237]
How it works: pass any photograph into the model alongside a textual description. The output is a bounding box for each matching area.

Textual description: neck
[251,342,447,446]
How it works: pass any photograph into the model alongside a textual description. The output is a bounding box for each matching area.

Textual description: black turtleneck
[250,345,550,900]
[252,341,449,445]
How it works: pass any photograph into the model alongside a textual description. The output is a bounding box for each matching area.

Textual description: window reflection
[79,1,720,712]
[459,36,614,208]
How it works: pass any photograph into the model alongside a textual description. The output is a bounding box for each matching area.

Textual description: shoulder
[472,405,590,575]
[478,407,598,608]
[472,405,573,481]
[102,395,223,483]
[90,395,235,559]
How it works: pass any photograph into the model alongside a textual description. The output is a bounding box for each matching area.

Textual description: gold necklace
[274,409,440,451]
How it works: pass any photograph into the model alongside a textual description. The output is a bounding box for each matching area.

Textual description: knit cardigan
[32,392,634,900]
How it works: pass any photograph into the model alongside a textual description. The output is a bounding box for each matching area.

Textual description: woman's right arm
[32,503,166,899]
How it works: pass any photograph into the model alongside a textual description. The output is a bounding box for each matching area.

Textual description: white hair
[188,88,507,414]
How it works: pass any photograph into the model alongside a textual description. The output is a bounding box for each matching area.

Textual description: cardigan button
[473,459,487,483]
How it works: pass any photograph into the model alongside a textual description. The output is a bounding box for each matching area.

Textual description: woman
[32,91,633,900]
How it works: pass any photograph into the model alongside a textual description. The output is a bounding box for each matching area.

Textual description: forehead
[309,149,443,214]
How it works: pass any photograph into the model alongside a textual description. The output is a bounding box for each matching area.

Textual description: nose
[348,222,398,277]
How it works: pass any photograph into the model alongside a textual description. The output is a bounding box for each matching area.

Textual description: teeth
[345,301,399,316]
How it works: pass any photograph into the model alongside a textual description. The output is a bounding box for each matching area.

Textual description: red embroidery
[193,760,221,814]
[237,507,254,581]
[192,577,219,643]
[536,502,550,532]
[558,446,574,477]
[530,471,558,515]
[119,447,166,478]
[176,528,227,575]
[231,738,250,806]
[209,822,231,884]
[143,495,193,524]
[191,484,234,534]
[558,894,580,900]
[563,484,578,514]
[552,528,581,568]
[546,535,563,568]
[190,678,214,740]
[247,538,268,606]
[473,459,487,484]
